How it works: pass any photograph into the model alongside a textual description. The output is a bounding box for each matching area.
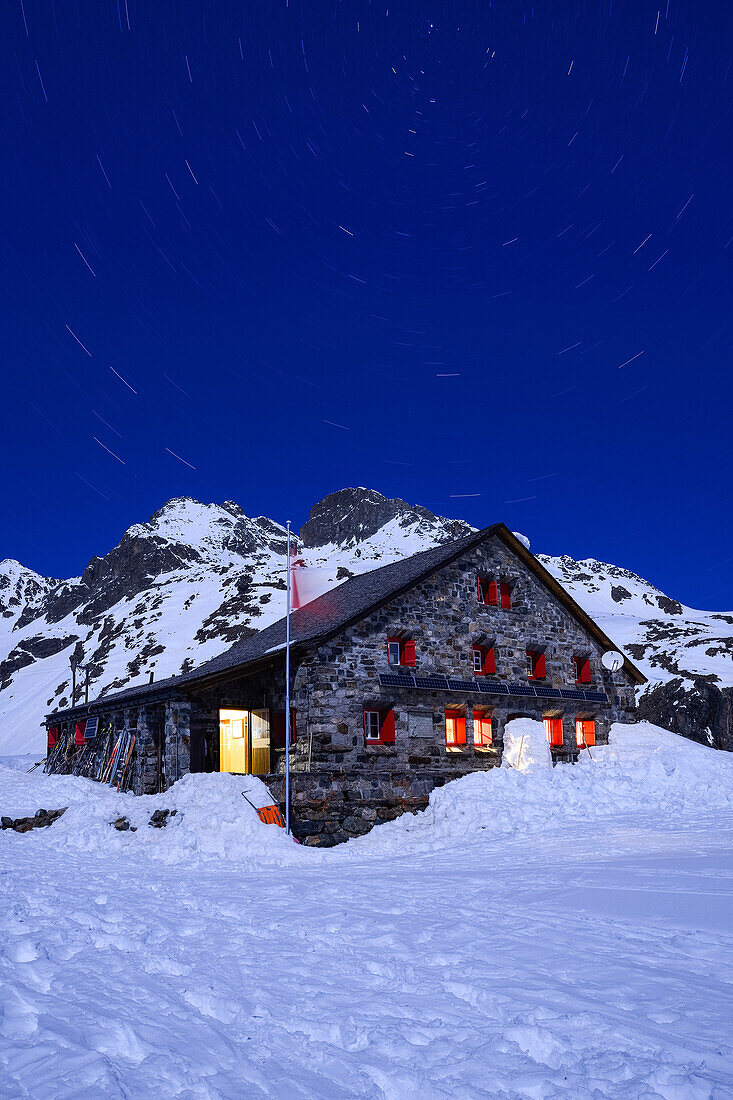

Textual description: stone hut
[44,523,645,844]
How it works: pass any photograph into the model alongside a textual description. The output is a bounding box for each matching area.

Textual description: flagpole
[285,520,291,836]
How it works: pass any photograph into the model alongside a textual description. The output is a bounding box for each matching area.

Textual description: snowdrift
[349,721,733,856]
[501,717,552,772]
[0,766,304,868]
[2,723,732,868]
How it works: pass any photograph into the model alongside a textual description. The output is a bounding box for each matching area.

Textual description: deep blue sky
[3,1,731,607]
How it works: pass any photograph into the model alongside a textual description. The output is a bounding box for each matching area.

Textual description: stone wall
[291,537,633,781]
[264,766,490,845]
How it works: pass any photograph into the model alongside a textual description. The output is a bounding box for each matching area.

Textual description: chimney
[149,671,154,684]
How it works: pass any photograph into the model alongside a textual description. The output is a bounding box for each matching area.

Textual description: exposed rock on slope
[0,489,731,754]
[637,678,733,750]
[300,487,471,548]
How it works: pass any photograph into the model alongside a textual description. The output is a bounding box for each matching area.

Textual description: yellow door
[219,709,249,773]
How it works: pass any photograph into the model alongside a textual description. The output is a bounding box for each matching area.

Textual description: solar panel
[559,689,587,701]
[447,678,475,692]
[84,716,98,739]
[378,673,415,688]
[414,675,449,690]
[583,690,607,703]
[478,680,509,694]
[507,683,537,697]
[535,687,562,699]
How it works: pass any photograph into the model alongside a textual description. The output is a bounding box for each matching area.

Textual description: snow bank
[501,717,552,771]
[347,722,733,856]
[2,723,732,868]
[0,765,306,868]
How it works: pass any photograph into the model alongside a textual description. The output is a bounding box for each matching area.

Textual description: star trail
[2,0,731,606]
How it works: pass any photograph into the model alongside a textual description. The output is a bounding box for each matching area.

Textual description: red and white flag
[290,548,319,610]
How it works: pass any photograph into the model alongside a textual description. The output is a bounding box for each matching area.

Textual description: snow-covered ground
[2,722,733,1097]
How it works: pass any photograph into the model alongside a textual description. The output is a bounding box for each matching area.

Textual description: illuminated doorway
[219,708,271,774]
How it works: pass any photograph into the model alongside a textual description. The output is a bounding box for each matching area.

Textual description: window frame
[573,655,591,684]
[363,708,396,745]
[472,644,496,676]
[526,649,546,680]
[473,714,493,749]
[386,637,415,667]
[364,709,382,741]
[477,576,497,606]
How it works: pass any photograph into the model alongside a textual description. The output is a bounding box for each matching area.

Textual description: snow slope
[540,553,733,688]
[2,722,732,1097]
[1,487,731,755]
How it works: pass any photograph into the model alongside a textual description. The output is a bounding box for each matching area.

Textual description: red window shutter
[455,715,466,745]
[74,721,86,745]
[580,659,591,683]
[291,709,297,744]
[485,647,496,674]
[272,711,296,748]
[535,653,546,679]
[402,640,415,666]
[380,710,395,743]
[488,580,498,606]
[500,581,511,609]
[47,726,58,749]
[272,712,286,748]
[584,720,595,747]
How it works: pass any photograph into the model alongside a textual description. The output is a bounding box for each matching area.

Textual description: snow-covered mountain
[1,487,731,755]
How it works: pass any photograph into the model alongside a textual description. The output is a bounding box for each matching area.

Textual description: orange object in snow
[256,804,285,827]
[242,791,285,828]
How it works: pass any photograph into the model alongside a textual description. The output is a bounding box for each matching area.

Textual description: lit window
[575,718,596,747]
[473,714,493,748]
[544,717,563,747]
[445,709,466,749]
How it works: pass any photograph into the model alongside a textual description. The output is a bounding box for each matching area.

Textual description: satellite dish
[602,650,624,672]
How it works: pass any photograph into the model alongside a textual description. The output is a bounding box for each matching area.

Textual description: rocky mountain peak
[0,560,50,623]
[300,487,472,548]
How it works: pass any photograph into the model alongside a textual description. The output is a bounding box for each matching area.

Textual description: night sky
[3,1,731,608]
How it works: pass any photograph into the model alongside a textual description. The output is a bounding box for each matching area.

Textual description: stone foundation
[264,760,502,846]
